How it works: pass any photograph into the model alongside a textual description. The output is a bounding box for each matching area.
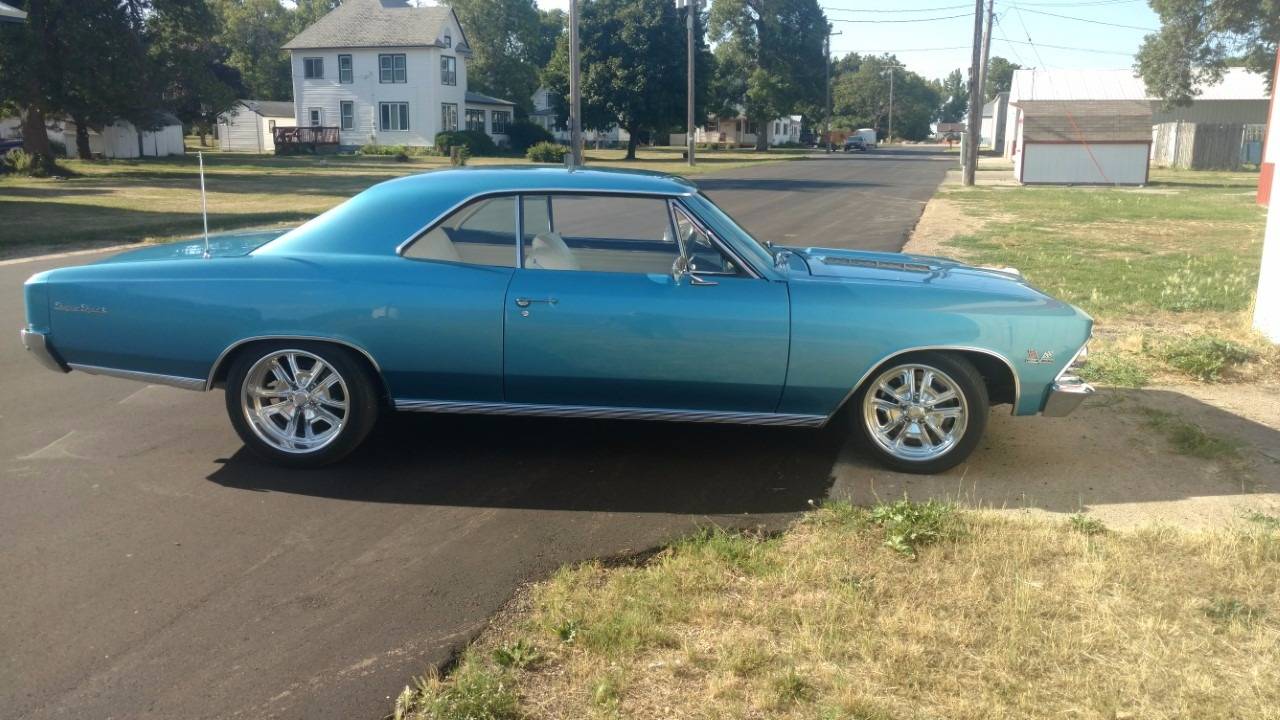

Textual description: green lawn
[0,146,806,255]
[938,169,1275,386]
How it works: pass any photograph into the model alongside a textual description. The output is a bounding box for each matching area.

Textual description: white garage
[61,114,186,159]
[1011,100,1152,185]
[217,100,296,153]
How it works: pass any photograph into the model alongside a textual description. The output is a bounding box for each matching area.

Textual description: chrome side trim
[20,328,69,373]
[829,345,1023,420]
[205,335,382,390]
[68,363,206,391]
[396,188,694,258]
[393,398,826,427]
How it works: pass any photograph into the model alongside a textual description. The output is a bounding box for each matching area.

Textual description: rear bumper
[20,328,69,373]
[1042,377,1093,417]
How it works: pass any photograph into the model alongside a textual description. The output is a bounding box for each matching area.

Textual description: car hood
[95,228,291,264]
[790,247,1030,289]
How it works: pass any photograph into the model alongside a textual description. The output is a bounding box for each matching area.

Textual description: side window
[672,204,747,277]
[520,194,677,274]
[403,196,516,268]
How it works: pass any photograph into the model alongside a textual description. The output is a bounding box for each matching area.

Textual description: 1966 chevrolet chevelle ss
[21,167,1093,473]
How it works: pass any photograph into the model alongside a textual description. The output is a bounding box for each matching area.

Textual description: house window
[340,101,354,131]
[379,102,409,131]
[465,109,486,132]
[379,54,407,83]
[441,56,456,86]
[338,54,353,83]
[491,110,510,134]
[303,57,324,79]
[308,108,323,127]
[268,119,277,131]
[441,102,459,132]
[443,30,452,48]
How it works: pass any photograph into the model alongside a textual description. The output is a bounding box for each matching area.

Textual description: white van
[855,128,878,147]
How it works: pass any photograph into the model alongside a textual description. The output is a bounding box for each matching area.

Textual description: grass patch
[0,147,804,253]
[867,498,959,558]
[1159,334,1257,381]
[1139,407,1241,460]
[393,663,519,720]
[1068,512,1107,535]
[394,502,1280,719]
[1077,349,1151,387]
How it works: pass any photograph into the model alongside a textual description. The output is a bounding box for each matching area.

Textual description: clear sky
[532,0,1161,82]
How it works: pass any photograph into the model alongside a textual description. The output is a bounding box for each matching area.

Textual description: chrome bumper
[1042,376,1093,417]
[20,328,69,373]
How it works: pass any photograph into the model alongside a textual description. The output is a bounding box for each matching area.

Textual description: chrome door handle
[514,297,558,308]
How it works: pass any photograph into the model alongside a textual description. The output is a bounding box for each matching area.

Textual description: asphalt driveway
[0,146,953,720]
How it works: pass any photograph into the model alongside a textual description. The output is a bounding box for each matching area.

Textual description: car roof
[377,165,698,197]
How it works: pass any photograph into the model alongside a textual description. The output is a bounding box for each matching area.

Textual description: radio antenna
[198,151,211,259]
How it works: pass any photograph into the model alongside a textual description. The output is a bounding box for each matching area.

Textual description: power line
[824,3,971,13]
[831,12,972,23]
[996,36,1136,56]
[1014,0,1141,6]
[1007,5,1157,31]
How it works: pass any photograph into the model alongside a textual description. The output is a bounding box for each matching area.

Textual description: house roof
[239,99,294,118]
[0,1,26,22]
[1008,67,1269,103]
[283,0,469,51]
[936,122,967,133]
[1013,99,1152,143]
[465,91,515,107]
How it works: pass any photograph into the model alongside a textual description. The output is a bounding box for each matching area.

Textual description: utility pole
[824,28,842,152]
[886,65,895,145]
[978,0,994,105]
[962,0,984,185]
[678,0,698,166]
[568,0,583,166]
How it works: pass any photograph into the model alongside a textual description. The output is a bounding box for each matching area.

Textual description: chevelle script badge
[54,302,108,315]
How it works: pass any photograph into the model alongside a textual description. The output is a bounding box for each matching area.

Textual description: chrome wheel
[241,350,349,454]
[862,363,969,462]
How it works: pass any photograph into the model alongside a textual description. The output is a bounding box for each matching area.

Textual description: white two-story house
[283,0,512,148]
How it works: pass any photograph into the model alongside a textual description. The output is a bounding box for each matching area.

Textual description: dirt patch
[902,193,990,257]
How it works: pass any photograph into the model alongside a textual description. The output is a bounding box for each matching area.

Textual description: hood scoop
[812,255,934,273]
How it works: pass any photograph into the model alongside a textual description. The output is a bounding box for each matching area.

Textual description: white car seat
[527,231,579,270]
[405,228,462,262]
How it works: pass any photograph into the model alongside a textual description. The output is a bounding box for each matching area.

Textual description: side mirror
[672,254,718,286]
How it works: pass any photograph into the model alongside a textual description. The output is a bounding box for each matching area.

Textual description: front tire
[224,342,379,467]
[850,352,988,474]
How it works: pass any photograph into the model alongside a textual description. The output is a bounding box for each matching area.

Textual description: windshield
[684,192,776,269]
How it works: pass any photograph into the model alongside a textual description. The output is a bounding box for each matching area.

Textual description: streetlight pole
[678,0,698,166]
[824,28,842,152]
[568,0,583,166]
[887,65,895,145]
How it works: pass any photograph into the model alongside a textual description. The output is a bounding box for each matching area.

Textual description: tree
[450,0,548,114]
[938,68,967,124]
[985,56,1020,101]
[544,0,702,159]
[831,54,939,141]
[1136,0,1278,106]
[213,0,294,101]
[144,0,243,138]
[709,0,827,150]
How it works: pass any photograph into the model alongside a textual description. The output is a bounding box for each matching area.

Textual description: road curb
[0,244,135,267]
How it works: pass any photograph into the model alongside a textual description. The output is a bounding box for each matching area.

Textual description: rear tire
[849,352,988,474]
[224,341,379,467]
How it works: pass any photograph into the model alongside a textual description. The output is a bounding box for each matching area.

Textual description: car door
[503,193,790,413]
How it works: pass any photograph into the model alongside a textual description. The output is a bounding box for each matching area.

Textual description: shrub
[504,121,554,154]
[435,129,497,157]
[1160,335,1255,382]
[526,141,568,163]
[868,498,958,558]
[3,148,35,174]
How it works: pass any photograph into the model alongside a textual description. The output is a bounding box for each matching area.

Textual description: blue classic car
[21,167,1093,473]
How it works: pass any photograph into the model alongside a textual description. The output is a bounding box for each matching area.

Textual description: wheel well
[208,339,390,406]
[847,348,1018,410]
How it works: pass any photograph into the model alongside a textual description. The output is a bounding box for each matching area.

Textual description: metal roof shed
[1011,100,1153,185]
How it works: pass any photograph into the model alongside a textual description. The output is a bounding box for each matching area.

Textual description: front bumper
[1042,376,1093,417]
[20,328,69,373]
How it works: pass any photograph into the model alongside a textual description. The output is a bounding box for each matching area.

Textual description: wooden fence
[1152,122,1267,170]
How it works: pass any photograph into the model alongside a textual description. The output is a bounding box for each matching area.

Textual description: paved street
[0,147,952,720]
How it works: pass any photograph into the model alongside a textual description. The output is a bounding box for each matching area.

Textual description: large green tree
[985,56,1020,101]
[146,0,242,138]
[1136,0,1278,106]
[709,0,827,150]
[544,0,706,159]
[450,0,553,113]
[938,68,967,124]
[212,0,294,101]
[831,54,939,141]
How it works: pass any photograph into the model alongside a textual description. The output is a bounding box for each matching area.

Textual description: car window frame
[396,190,766,280]
[666,199,757,279]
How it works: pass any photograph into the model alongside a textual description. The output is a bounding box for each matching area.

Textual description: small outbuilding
[217,100,296,153]
[61,114,186,159]
[1010,99,1153,185]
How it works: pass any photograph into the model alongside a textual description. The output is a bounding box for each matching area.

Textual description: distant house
[464,91,515,145]
[282,0,514,149]
[0,1,26,23]
[528,86,630,148]
[673,112,803,147]
[980,92,1008,149]
[217,100,296,153]
[1010,99,1152,185]
[59,114,185,159]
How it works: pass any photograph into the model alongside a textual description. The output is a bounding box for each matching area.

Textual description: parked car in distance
[843,136,868,152]
[854,128,878,147]
[21,167,1093,474]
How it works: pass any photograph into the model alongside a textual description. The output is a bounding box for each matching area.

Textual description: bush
[3,148,35,174]
[359,144,431,157]
[504,121,554,154]
[526,141,568,163]
[1160,335,1255,382]
[435,129,497,157]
